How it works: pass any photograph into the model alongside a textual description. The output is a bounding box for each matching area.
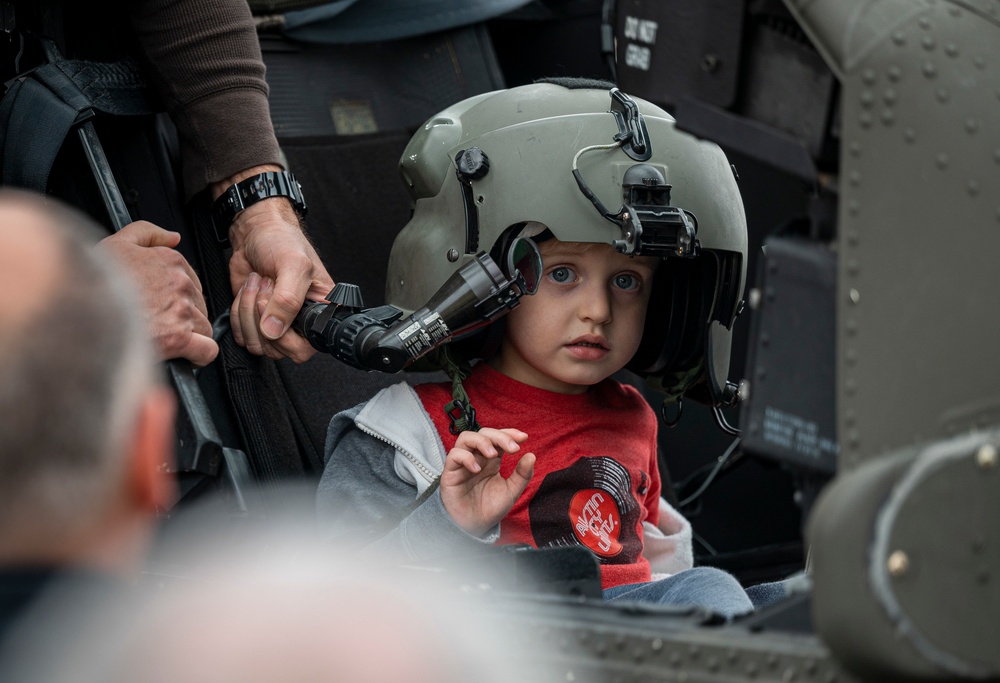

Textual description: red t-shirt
[415,363,661,589]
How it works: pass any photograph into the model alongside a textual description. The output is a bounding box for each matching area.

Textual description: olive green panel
[808,431,1000,679]
[787,0,1000,470]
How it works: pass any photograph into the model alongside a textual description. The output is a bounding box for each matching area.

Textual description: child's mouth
[566,338,610,359]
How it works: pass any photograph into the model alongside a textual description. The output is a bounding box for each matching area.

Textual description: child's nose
[579,286,613,324]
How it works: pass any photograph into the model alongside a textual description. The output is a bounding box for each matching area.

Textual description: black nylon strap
[0,58,153,193]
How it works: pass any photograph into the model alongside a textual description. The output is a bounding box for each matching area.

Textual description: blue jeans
[603,567,754,619]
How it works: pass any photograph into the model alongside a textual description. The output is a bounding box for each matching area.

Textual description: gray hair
[0,190,159,539]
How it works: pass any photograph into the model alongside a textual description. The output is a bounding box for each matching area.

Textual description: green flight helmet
[387,78,748,407]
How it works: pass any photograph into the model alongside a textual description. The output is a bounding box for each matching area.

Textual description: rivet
[847,428,860,447]
[860,90,875,107]
[862,68,877,85]
[904,127,917,143]
[936,153,949,170]
[847,230,860,246]
[845,379,858,397]
[748,288,762,310]
[892,31,906,45]
[936,87,950,103]
[887,550,910,577]
[948,5,961,16]
[944,43,959,57]
[761,333,770,348]
[847,259,860,274]
[766,287,776,302]
[651,638,663,651]
[977,568,990,584]
[965,118,979,134]
[849,288,861,304]
[848,141,862,157]
[919,16,931,29]
[845,348,858,366]
[976,443,997,468]
[757,367,767,381]
[848,200,860,215]
[968,180,980,197]
[708,655,720,671]
[881,108,895,126]
[923,61,937,78]
[849,170,862,186]
[844,409,857,426]
[887,65,902,82]
[859,111,873,128]
[882,88,897,104]
[846,319,859,336]
[975,57,986,70]
[447,248,460,262]
[476,195,485,205]
[921,36,936,51]
[783,666,798,682]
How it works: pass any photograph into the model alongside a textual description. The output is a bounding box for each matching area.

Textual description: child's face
[491,239,658,394]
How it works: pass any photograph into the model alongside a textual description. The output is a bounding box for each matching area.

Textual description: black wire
[692,531,718,557]
[713,404,741,437]
[678,438,741,508]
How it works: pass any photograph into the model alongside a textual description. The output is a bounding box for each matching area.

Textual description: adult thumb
[260,273,310,341]
[117,221,181,249]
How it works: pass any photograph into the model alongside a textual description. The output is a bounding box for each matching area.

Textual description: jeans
[603,567,754,619]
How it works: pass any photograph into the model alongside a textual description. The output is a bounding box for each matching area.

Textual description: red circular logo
[568,488,623,557]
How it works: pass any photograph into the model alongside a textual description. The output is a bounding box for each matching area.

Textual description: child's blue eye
[550,267,574,283]
[613,273,641,291]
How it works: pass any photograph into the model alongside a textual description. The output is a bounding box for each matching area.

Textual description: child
[317,79,752,617]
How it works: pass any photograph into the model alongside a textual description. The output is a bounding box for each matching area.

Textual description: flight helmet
[387,78,748,407]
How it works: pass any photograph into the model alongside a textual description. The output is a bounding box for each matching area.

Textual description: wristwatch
[211,170,308,244]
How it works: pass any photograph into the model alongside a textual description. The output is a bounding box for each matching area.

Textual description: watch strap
[211,170,308,244]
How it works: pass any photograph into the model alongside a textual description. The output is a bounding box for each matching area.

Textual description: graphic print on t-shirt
[528,456,642,563]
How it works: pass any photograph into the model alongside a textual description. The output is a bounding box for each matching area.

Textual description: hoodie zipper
[355,421,439,485]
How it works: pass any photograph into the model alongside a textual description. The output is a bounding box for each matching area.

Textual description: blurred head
[389,78,747,404]
[14,503,570,683]
[0,189,174,565]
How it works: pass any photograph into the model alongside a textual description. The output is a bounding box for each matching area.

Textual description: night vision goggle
[294,237,541,372]
[573,88,699,259]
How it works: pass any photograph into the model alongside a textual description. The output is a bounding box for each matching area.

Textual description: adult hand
[440,428,535,537]
[97,221,218,366]
[228,197,334,364]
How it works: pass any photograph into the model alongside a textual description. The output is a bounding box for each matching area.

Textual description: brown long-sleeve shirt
[127,0,283,200]
[14,0,283,201]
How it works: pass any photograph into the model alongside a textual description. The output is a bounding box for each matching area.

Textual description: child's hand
[440,428,535,537]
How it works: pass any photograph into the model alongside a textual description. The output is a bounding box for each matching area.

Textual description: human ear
[126,385,178,514]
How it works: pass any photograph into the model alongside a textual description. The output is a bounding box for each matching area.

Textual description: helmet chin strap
[431,346,481,435]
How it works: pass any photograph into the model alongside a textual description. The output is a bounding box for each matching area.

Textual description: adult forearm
[127,0,283,200]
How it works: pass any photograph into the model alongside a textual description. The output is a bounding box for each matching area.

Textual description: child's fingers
[445,448,482,475]
[458,428,526,457]
[506,452,536,496]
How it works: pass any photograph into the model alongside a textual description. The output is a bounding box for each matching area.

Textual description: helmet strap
[431,346,481,434]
